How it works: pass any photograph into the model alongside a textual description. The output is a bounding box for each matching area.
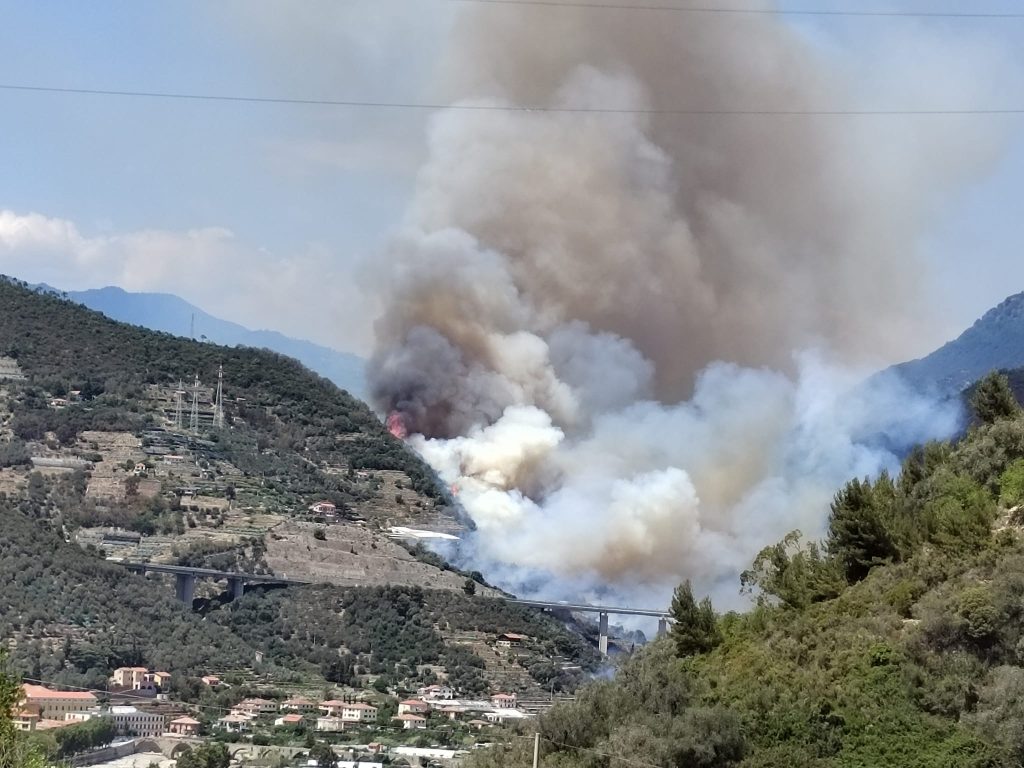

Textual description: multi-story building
[110,706,166,737]
[21,685,97,721]
[111,667,149,689]
[340,702,378,723]
[491,693,518,709]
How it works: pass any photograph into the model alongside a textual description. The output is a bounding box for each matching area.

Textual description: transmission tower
[189,374,201,433]
[173,380,185,430]
[213,365,225,429]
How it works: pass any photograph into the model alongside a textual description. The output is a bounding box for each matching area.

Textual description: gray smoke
[367,2,1005,606]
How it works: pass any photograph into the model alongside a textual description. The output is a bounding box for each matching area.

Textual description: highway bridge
[119,561,304,604]
[116,562,670,654]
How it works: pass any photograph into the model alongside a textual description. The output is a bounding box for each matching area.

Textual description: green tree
[462,578,476,596]
[740,531,845,610]
[0,650,46,768]
[176,742,230,768]
[310,741,336,768]
[827,476,900,583]
[999,458,1024,508]
[669,581,720,657]
[971,372,1021,425]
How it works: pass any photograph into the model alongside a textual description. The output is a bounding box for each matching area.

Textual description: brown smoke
[366,1,1003,601]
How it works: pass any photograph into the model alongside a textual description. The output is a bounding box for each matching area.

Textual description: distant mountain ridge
[888,291,1024,396]
[53,285,367,398]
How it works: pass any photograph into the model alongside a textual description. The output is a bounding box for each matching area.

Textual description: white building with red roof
[397,699,430,716]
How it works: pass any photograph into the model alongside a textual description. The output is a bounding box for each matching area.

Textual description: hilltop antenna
[189,313,195,340]
[189,374,201,433]
[213,365,225,429]
[173,380,185,430]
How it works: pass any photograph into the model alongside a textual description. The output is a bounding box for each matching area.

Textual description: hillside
[55,284,367,398]
[889,291,1024,396]
[470,375,1024,768]
[0,275,475,591]
[0,277,602,709]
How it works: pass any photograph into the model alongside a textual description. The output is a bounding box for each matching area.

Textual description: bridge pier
[229,577,245,600]
[174,573,196,606]
[657,617,668,638]
[598,612,609,656]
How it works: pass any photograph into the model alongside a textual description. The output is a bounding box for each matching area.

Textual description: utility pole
[189,374,200,433]
[213,364,225,429]
[533,732,540,768]
[173,380,184,430]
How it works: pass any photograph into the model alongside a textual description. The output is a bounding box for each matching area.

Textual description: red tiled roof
[394,714,426,721]
[171,716,200,725]
[22,685,97,701]
[399,699,427,706]
[278,714,303,723]
[320,699,346,707]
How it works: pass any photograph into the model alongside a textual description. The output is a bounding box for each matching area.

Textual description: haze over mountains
[57,285,367,398]
[888,291,1024,397]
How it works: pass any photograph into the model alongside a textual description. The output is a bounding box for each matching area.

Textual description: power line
[1,83,1023,116]
[450,0,1024,18]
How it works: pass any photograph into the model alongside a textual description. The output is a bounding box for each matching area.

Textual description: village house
[393,713,427,730]
[233,698,278,718]
[491,693,518,709]
[467,719,492,731]
[318,699,347,718]
[309,500,337,518]
[280,696,318,714]
[495,633,527,650]
[200,675,221,687]
[417,684,454,700]
[316,715,345,732]
[217,713,251,733]
[340,702,378,723]
[274,713,305,727]
[111,667,149,689]
[13,704,40,732]
[397,699,430,716]
[168,716,201,737]
[147,671,172,689]
[433,705,463,721]
[21,684,97,721]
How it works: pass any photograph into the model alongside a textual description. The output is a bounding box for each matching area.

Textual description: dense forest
[0,498,261,687]
[0,276,444,504]
[211,585,600,695]
[468,374,1024,768]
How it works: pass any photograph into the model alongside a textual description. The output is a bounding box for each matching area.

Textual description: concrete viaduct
[119,562,303,605]
[117,562,671,655]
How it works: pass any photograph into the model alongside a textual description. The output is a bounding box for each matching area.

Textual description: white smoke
[368,2,1006,607]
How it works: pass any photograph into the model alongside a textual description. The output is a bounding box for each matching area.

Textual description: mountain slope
[57,285,367,398]
[889,292,1024,395]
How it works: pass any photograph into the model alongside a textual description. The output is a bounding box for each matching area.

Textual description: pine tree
[669,580,721,657]
[971,371,1021,425]
[827,477,899,584]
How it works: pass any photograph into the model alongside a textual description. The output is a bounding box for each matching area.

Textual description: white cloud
[0,209,374,355]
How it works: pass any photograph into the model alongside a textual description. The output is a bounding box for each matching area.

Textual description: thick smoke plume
[368,2,1001,606]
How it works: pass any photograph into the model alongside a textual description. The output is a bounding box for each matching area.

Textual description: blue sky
[1,0,1023,358]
